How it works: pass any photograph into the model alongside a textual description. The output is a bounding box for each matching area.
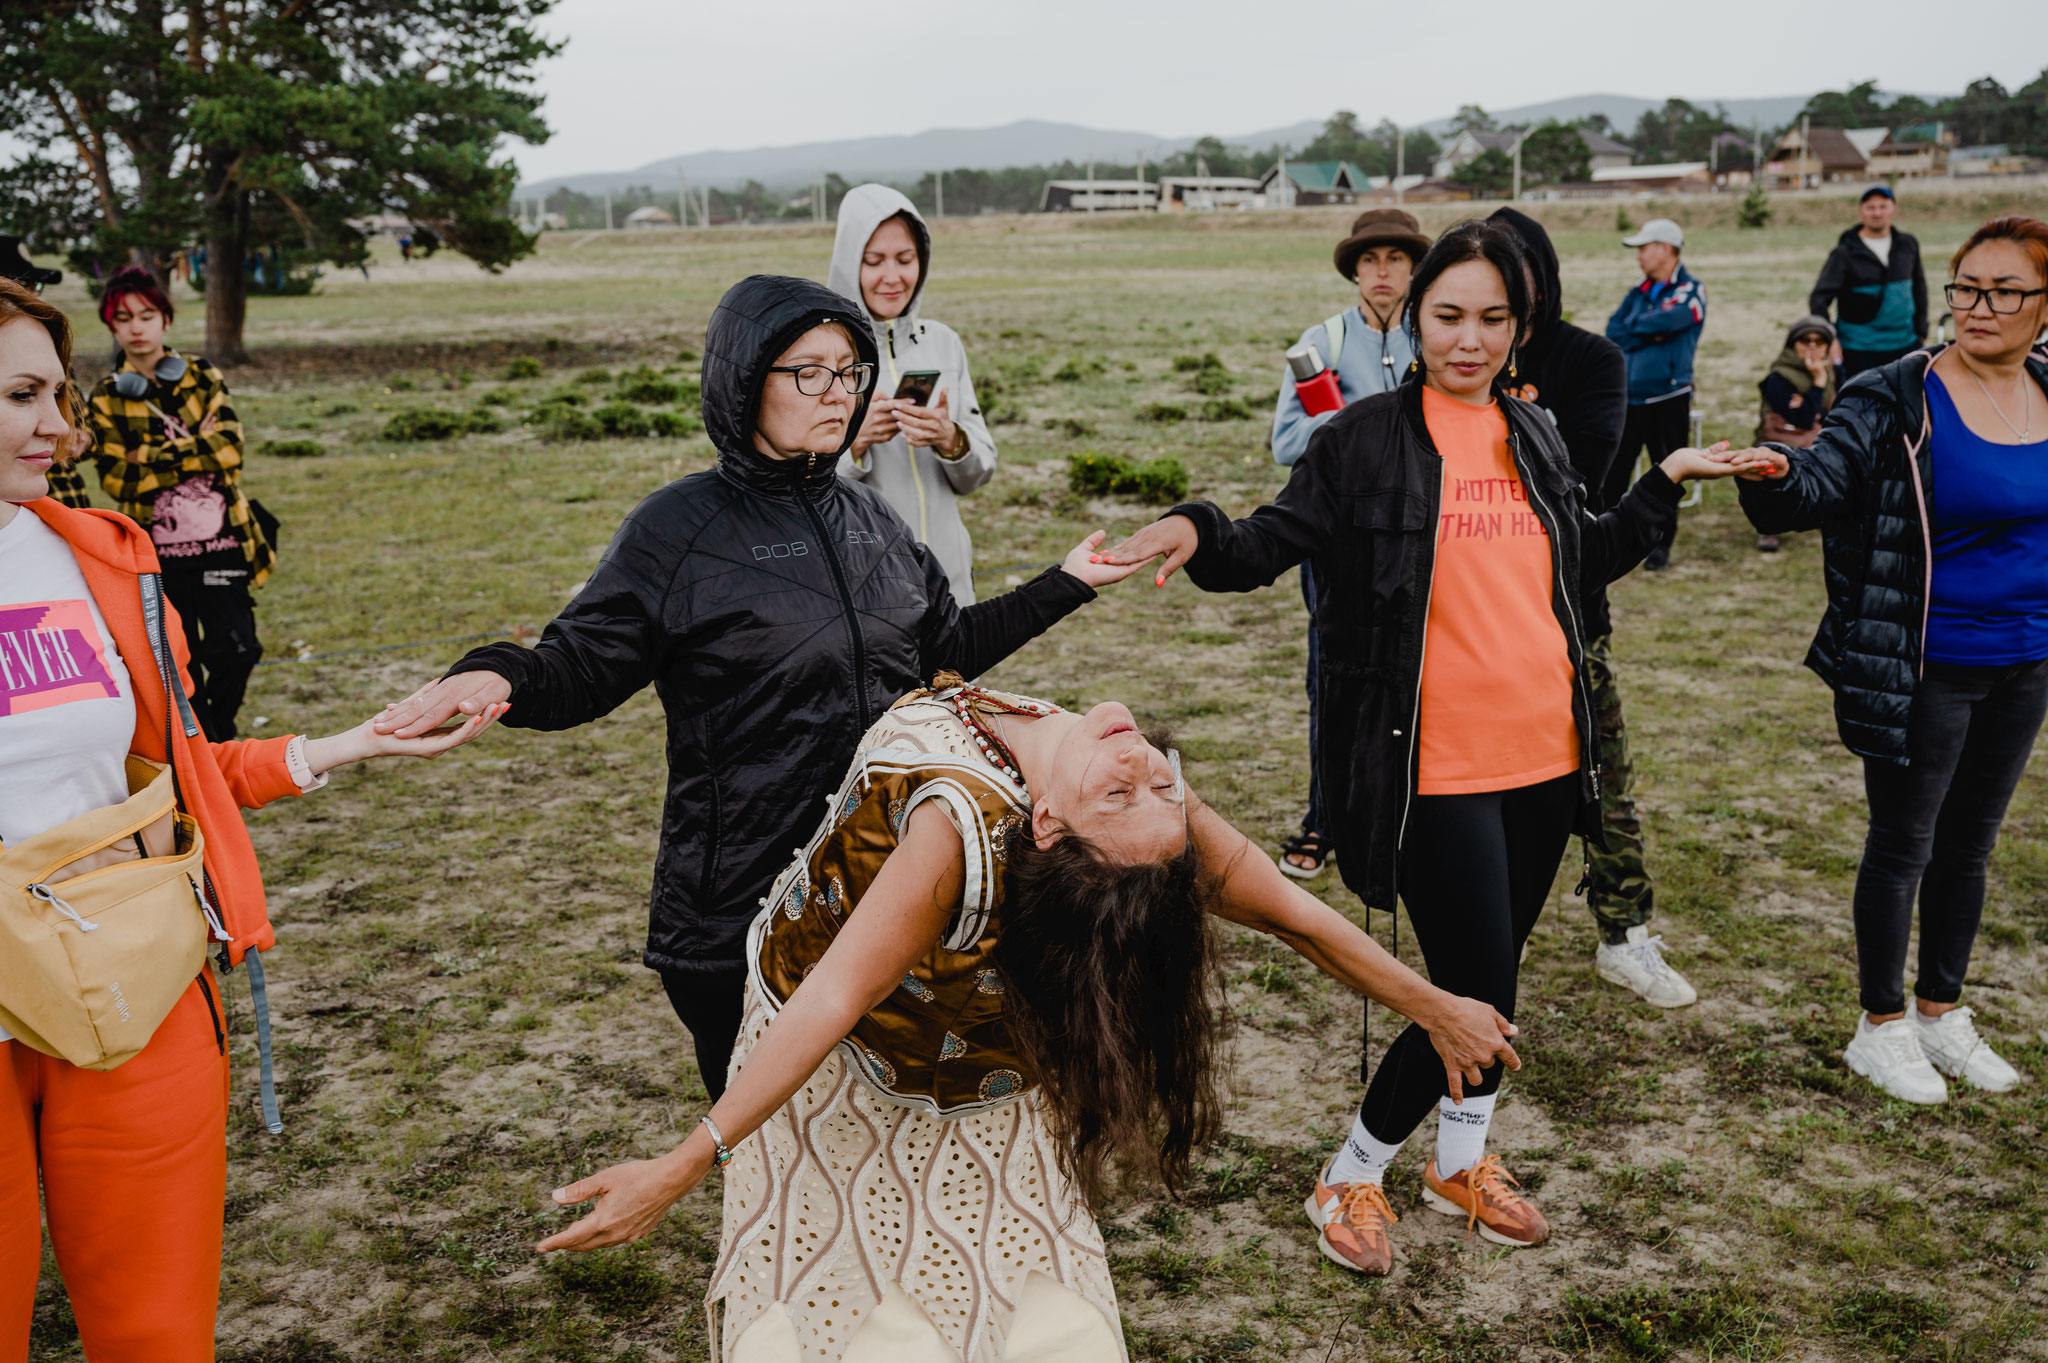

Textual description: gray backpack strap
[1321,310,1349,367]
[140,569,284,1135]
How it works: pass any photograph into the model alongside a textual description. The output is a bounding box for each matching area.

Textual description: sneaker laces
[1924,1006,1984,1060]
[1456,1155,1524,1239]
[1624,934,1679,979]
[1336,1182,1397,1236]
[1869,1017,1932,1068]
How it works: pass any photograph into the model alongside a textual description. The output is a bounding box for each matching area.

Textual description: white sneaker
[1844,1016,1949,1104]
[1914,1006,2022,1093]
[1595,925,1698,1008]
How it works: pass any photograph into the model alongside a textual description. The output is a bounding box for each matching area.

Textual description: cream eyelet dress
[707,685,1126,1363]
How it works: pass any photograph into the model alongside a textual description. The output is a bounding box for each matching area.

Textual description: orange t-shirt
[1414,386,1581,795]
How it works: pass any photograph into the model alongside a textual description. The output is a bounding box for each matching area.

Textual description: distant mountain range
[514,92,1898,197]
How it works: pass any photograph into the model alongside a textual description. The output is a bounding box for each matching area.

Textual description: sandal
[1278,830,1335,880]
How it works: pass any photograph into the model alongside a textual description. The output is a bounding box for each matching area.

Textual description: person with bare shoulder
[1734,215,2048,1106]
[531,678,1520,1360]
[1097,219,1761,1275]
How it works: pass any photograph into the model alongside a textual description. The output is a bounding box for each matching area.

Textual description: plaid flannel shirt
[54,353,274,586]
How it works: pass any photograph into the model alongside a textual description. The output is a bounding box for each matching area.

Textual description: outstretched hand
[1658,441,1778,483]
[1727,445,1791,481]
[373,672,513,740]
[1059,530,1151,590]
[299,701,509,776]
[1424,992,1522,1104]
[535,1154,700,1254]
[1091,514,1199,588]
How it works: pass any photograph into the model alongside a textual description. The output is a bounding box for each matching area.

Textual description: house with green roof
[1258,160,1371,207]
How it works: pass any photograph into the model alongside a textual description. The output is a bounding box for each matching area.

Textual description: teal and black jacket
[1810,228,1927,355]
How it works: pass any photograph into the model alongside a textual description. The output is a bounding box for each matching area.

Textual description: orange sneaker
[1303,1171,1398,1275]
[1420,1154,1549,1247]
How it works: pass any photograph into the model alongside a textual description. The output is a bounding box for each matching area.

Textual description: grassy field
[27,182,2048,1362]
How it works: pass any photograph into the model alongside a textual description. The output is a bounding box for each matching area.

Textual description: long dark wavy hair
[1403,217,1533,395]
[994,727,1224,1210]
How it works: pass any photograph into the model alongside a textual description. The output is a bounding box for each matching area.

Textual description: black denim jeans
[1853,658,2048,1015]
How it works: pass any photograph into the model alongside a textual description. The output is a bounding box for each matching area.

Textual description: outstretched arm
[1189,801,1517,1100]
[536,803,965,1253]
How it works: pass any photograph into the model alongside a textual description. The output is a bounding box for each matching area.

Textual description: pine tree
[1738,183,1773,230]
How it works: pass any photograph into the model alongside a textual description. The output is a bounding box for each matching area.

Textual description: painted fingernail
[1155,575,1165,587]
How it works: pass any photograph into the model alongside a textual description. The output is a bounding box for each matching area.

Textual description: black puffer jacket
[1171,378,1681,911]
[1737,346,2048,764]
[447,275,1094,973]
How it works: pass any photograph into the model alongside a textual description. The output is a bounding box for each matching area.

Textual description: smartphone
[892,370,942,406]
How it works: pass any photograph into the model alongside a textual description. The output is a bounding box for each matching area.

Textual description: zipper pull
[27,883,98,932]
[191,876,230,942]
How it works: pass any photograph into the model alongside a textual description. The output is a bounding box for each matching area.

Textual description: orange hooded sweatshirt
[23,498,302,963]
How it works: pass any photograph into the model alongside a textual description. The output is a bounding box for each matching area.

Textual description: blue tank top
[1924,370,2048,665]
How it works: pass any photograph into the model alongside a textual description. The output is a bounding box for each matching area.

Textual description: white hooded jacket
[828,184,996,605]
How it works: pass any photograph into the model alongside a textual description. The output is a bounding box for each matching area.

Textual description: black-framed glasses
[1945,284,2047,315]
[765,362,876,396]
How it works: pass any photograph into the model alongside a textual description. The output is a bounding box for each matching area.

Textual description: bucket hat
[1334,209,1433,280]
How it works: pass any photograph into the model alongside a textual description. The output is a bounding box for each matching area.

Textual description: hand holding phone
[893,370,942,406]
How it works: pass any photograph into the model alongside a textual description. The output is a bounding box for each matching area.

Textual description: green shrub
[442,368,472,389]
[1066,452,1188,503]
[540,388,587,407]
[1041,416,1095,438]
[1615,204,1636,233]
[574,367,613,385]
[478,388,514,406]
[1136,402,1187,424]
[532,404,604,441]
[503,356,543,380]
[463,407,504,434]
[320,402,356,417]
[1172,351,1224,372]
[386,375,418,392]
[984,398,1026,426]
[1200,397,1254,422]
[381,408,470,441]
[676,347,698,363]
[1738,182,1773,229]
[264,438,325,458]
[1052,357,1105,382]
[1188,367,1232,395]
[591,402,651,437]
[617,376,684,405]
[650,410,702,438]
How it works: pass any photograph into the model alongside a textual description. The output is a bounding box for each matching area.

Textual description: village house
[1155,175,1263,212]
[1257,161,1372,207]
[1432,129,1519,179]
[1038,179,1156,212]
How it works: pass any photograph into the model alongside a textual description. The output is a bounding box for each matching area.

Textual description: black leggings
[1359,772,1579,1144]
[658,967,748,1101]
[1854,658,2048,1015]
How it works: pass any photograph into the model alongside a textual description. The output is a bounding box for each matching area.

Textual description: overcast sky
[513,0,2048,180]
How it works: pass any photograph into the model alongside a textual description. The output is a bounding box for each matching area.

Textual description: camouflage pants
[1581,632,1655,938]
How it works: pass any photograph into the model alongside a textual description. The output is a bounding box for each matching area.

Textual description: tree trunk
[204,177,249,364]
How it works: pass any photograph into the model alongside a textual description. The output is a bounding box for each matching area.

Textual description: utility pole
[1393,124,1404,205]
[1799,113,1810,190]
[677,168,690,228]
[604,190,614,231]
[1753,119,1762,180]
[935,170,944,219]
[1511,130,1523,201]
[1086,160,1094,214]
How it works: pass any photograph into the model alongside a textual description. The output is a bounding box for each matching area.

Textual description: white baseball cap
[1622,218,1684,249]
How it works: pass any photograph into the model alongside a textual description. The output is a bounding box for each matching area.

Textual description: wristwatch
[942,423,971,459]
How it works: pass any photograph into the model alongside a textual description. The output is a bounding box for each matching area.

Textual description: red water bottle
[1287,341,1343,416]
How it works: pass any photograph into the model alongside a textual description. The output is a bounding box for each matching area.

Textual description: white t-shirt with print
[0,509,139,1045]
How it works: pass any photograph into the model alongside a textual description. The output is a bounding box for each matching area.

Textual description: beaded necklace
[943,683,1058,786]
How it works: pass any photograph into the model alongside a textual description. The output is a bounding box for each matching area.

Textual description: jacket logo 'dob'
[752,541,808,560]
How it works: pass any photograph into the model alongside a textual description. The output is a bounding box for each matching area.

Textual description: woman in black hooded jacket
[377,275,1134,1094]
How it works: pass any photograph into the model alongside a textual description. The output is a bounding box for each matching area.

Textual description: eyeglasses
[765,362,876,396]
[1945,284,2047,315]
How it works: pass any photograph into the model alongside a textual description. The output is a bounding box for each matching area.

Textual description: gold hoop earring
[1508,359,1518,380]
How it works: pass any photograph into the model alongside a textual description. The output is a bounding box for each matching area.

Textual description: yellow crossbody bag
[0,572,227,1071]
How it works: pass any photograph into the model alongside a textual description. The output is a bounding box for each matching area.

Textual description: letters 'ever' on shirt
[1923,371,2048,665]
[1415,386,1580,795]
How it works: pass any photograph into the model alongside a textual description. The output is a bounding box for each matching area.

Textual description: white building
[1038,180,1156,213]
[1155,176,1262,212]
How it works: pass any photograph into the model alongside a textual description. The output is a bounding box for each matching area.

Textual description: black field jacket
[1738,346,2048,764]
[1171,379,1681,911]
[447,275,1092,973]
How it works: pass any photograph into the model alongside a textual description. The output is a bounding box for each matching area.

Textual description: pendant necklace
[1963,358,2036,442]
[945,684,1055,787]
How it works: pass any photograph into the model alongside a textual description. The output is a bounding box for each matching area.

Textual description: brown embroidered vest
[748,686,1045,1118]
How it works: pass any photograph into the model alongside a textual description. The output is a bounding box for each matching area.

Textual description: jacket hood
[701,274,879,493]
[22,496,156,571]
[827,183,931,338]
[1489,207,1565,352]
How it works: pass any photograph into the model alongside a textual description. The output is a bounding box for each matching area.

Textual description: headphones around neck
[110,353,188,400]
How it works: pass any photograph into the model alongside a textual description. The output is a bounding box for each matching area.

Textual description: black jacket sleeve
[442,507,673,730]
[917,547,1096,681]
[1810,244,1847,321]
[1174,424,1346,593]
[1737,384,1885,535]
[1555,338,1630,503]
[1910,237,1929,343]
[1581,468,1684,588]
[1761,373,1823,428]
